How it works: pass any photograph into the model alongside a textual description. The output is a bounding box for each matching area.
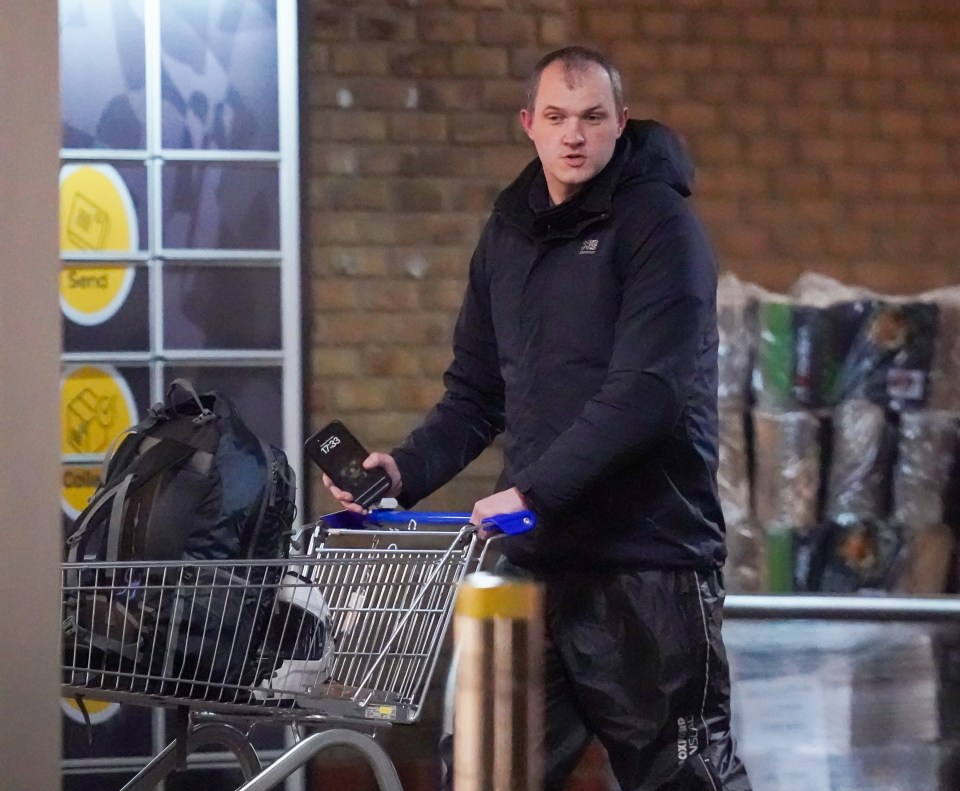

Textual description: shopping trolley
[61,508,535,791]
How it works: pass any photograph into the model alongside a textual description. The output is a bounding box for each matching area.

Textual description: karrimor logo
[579,238,599,255]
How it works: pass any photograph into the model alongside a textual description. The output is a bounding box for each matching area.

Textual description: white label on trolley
[365,704,397,721]
[340,589,367,635]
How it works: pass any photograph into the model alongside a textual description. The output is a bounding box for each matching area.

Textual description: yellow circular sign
[61,463,103,519]
[61,696,120,726]
[61,365,137,459]
[59,164,138,326]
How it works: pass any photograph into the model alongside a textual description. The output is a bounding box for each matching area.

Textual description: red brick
[823,228,873,258]
[584,8,637,39]
[451,112,511,144]
[901,79,949,109]
[847,17,896,44]
[693,13,741,41]
[693,134,743,163]
[312,110,389,142]
[875,49,924,77]
[311,278,361,312]
[364,347,423,377]
[826,109,876,136]
[390,112,449,143]
[745,137,791,166]
[848,77,898,106]
[451,45,509,77]
[389,49,450,79]
[642,73,689,101]
[417,79,485,111]
[774,105,827,134]
[418,10,476,44]
[723,105,770,134]
[691,73,741,103]
[330,44,391,76]
[878,110,923,137]
[640,11,688,39]
[875,169,925,197]
[772,46,820,73]
[744,14,793,43]
[453,0,507,8]
[311,177,391,211]
[539,13,568,46]
[830,167,876,197]
[796,17,847,43]
[357,11,416,42]
[477,11,538,45]
[800,138,846,164]
[824,47,874,76]
[316,246,390,278]
[712,44,768,72]
[311,348,363,377]
[744,75,792,105]
[664,43,715,70]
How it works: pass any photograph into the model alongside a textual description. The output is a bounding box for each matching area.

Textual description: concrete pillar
[0,2,63,789]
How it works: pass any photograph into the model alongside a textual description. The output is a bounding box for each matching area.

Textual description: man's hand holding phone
[306,421,402,512]
[323,452,402,513]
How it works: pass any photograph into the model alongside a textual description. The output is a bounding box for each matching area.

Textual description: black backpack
[63,379,296,700]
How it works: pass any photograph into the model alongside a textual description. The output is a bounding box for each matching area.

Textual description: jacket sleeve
[511,204,717,517]
[391,233,505,506]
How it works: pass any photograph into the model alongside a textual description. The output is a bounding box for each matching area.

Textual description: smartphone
[305,420,391,509]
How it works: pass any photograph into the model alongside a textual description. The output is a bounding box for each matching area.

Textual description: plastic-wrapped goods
[754,297,815,410]
[800,518,905,593]
[717,273,755,406]
[924,289,960,412]
[896,523,955,595]
[752,410,821,527]
[892,410,959,528]
[725,522,765,593]
[718,404,750,526]
[833,301,939,411]
[753,297,863,411]
[825,399,896,524]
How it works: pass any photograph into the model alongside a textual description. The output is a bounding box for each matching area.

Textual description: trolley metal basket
[61,509,533,791]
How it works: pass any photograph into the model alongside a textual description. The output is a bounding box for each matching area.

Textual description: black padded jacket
[392,119,726,572]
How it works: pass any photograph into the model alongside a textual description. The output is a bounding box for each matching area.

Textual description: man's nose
[563,119,585,145]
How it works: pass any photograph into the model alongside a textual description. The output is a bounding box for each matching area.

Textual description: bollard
[453,572,543,791]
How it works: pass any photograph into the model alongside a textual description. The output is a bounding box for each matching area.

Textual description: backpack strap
[65,438,197,573]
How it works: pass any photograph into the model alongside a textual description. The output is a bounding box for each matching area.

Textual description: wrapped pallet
[752,410,821,591]
[892,410,959,595]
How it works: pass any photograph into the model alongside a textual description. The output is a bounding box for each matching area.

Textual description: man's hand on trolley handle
[470,487,529,541]
[322,454,528,542]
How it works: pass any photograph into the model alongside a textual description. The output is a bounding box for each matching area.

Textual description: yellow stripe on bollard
[454,572,544,791]
[455,572,541,620]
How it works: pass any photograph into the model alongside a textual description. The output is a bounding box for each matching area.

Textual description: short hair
[525,46,624,114]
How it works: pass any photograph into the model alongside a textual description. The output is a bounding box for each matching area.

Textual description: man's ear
[519,108,534,139]
[617,107,629,137]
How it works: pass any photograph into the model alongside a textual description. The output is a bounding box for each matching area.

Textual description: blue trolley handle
[367,508,537,535]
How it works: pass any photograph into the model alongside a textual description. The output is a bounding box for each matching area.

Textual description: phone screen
[305,421,390,508]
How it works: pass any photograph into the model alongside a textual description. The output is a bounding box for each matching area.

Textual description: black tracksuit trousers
[441,558,752,791]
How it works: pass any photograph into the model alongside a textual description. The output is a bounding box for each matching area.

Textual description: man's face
[520,60,628,205]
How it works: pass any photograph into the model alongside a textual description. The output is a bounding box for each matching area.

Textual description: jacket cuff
[390,447,427,509]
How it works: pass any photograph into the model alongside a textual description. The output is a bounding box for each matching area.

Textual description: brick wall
[303,1,960,788]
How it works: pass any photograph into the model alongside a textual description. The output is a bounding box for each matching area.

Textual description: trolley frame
[61,514,496,791]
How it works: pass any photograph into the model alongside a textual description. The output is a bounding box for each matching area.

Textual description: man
[324,46,751,790]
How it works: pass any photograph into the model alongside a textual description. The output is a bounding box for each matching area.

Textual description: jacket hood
[617,119,694,196]
[494,119,695,238]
